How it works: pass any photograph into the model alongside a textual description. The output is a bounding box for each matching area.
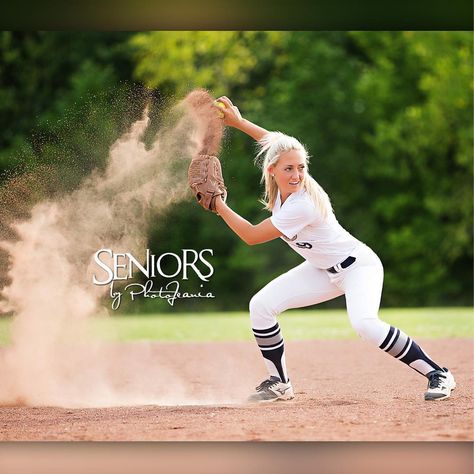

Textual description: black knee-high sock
[379,326,443,376]
[252,322,288,383]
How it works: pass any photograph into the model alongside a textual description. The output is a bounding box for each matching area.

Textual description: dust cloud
[0,89,226,408]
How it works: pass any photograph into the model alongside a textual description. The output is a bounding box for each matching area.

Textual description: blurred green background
[0,308,472,345]
[0,31,472,311]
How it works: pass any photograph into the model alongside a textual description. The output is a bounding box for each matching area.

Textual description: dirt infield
[0,338,472,441]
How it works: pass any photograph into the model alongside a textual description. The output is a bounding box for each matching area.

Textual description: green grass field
[0,308,472,345]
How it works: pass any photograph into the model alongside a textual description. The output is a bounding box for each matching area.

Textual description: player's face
[269,150,307,200]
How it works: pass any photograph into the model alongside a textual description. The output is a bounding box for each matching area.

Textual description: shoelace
[256,378,280,392]
[428,372,446,389]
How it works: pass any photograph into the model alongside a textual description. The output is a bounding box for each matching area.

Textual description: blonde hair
[255,132,333,219]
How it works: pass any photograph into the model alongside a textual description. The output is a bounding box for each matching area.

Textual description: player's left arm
[214,197,282,245]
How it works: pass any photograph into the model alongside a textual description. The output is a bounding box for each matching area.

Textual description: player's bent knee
[249,293,277,328]
[350,317,387,346]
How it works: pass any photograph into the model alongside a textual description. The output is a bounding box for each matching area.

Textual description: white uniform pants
[249,243,391,346]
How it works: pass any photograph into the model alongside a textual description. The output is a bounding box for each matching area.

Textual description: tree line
[0,31,472,310]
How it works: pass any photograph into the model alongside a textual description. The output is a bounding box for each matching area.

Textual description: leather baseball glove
[188,154,227,213]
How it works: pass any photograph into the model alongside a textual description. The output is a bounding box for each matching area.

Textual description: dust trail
[0,90,226,407]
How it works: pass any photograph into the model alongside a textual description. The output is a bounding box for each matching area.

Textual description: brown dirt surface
[0,338,472,441]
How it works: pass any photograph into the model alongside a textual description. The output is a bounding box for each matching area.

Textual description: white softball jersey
[270,189,360,269]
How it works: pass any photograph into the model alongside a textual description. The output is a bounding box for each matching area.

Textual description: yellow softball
[214,100,226,118]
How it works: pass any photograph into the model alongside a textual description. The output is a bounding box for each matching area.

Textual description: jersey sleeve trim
[271,199,318,240]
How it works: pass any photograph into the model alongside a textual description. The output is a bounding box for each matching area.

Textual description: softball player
[213,96,456,403]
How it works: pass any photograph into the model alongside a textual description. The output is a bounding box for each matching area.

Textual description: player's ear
[267,165,275,176]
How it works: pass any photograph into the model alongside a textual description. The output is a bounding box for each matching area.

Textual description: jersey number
[296,242,313,249]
